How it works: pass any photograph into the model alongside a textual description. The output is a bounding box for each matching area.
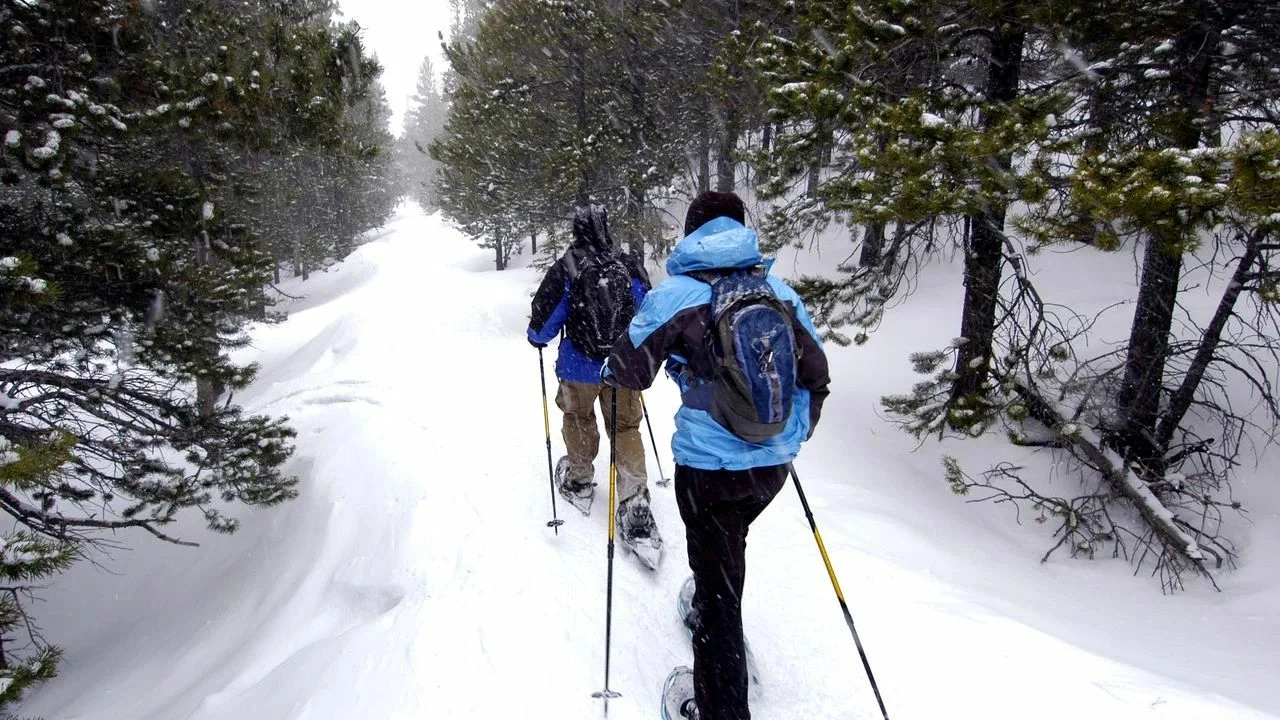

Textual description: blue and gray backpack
[698,268,798,443]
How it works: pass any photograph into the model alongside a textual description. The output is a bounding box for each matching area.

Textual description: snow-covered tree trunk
[859,222,886,269]
[948,1,1026,424]
[1155,234,1263,453]
[1113,17,1219,464]
[624,1,649,262]
[696,117,711,194]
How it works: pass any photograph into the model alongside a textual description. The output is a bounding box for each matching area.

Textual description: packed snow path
[20,205,1279,719]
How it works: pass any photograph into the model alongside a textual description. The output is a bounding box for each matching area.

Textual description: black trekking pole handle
[788,462,889,720]
[537,348,564,532]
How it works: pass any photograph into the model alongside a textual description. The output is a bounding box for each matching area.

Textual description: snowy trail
[19,204,1279,720]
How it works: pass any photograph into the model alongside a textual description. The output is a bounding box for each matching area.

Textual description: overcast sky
[336,0,454,133]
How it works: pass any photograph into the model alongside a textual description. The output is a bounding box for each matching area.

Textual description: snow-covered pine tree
[398,55,450,210]
[0,435,76,707]
[599,0,689,262]
[0,0,392,702]
[1001,0,1280,587]
[433,0,631,268]
[432,0,726,268]
[756,0,951,339]
[758,0,1070,429]
[755,1,1280,588]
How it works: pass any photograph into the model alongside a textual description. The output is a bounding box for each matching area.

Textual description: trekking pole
[639,393,670,486]
[787,462,890,720]
[537,347,564,533]
[591,386,622,713]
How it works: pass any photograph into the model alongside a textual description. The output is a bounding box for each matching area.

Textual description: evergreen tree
[432,0,709,267]
[758,0,1280,587]
[759,0,1067,405]
[432,0,623,268]
[0,0,395,701]
[398,55,449,210]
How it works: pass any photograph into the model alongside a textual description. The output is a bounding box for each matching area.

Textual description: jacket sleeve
[789,300,830,434]
[603,286,683,390]
[528,260,570,344]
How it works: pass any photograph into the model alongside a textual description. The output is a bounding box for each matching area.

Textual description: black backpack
[566,250,636,360]
[700,269,798,443]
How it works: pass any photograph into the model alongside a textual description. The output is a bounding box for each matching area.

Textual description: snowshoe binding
[660,666,697,720]
[555,456,595,516]
[617,493,663,570]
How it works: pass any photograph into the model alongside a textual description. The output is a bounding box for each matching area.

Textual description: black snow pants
[674,463,788,720]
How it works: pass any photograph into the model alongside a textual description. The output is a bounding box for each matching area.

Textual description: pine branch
[0,488,198,547]
[1009,381,1213,575]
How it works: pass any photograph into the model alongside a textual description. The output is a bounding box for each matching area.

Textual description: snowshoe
[660,666,696,720]
[677,575,762,688]
[617,493,663,570]
[555,456,594,516]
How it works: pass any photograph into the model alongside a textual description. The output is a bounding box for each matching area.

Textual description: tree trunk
[192,227,223,420]
[714,0,742,193]
[1115,242,1182,459]
[859,222,886,268]
[494,228,506,271]
[715,99,739,192]
[197,378,223,419]
[1011,382,1209,570]
[625,1,648,261]
[805,139,822,198]
[530,230,537,255]
[858,135,889,267]
[948,2,1025,418]
[1114,16,1218,463]
[1154,235,1261,453]
[696,119,711,194]
[571,43,589,204]
[951,208,1009,403]
[626,190,646,261]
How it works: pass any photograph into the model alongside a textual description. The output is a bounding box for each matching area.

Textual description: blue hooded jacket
[605,217,830,470]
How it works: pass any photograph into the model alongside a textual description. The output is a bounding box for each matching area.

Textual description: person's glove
[599,359,620,388]
[528,337,548,349]
[664,359,691,389]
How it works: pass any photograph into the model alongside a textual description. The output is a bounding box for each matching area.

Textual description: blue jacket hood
[666,217,764,275]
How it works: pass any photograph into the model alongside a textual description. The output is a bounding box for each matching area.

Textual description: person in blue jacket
[604,191,830,720]
[527,204,659,545]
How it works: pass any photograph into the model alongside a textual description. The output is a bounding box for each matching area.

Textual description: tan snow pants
[556,380,648,502]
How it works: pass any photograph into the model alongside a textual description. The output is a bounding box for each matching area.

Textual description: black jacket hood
[571,204,613,253]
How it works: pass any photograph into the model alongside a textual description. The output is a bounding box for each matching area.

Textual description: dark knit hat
[684,191,746,236]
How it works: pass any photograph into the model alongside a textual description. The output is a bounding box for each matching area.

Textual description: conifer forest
[3,0,1279,712]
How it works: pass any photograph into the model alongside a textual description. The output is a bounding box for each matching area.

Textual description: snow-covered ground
[19,203,1280,719]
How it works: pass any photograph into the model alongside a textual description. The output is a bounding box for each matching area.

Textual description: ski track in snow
[18,204,1280,720]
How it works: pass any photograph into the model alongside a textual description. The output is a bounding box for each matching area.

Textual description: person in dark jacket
[604,191,830,720]
[527,204,660,546]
